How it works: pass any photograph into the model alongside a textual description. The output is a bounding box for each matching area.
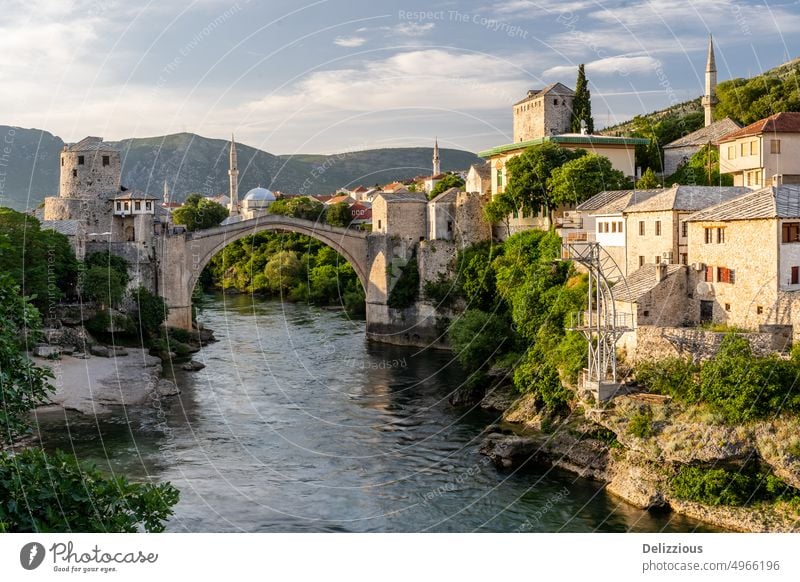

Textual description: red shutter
[705,266,713,282]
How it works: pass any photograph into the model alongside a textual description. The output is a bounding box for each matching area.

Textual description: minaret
[701,35,717,127]
[432,137,441,176]
[163,179,170,205]
[228,134,239,215]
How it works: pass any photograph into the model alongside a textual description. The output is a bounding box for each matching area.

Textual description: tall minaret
[228,134,239,215]
[163,179,170,205]
[432,137,441,176]
[701,35,717,127]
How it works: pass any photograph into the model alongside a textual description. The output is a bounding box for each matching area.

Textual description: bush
[85,251,130,288]
[325,202,352,227]
[423,274,457,308]
[0,449,178,532]
[82,266,126,308]
[627,407,655,439]
[387,257,419,309]
[448,309,513,373]
[513,351,571,414]
[171,193,228,231]
[635,357,699,400]
[166,327,192,344]
[671,465,800,507]
[131,287,169,338]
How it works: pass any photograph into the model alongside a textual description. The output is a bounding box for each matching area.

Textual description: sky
[1,0,799,155]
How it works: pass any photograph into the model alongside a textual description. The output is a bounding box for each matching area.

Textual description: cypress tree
[571,64,594,134]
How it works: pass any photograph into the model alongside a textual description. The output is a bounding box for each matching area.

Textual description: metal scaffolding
[562,241,632,402]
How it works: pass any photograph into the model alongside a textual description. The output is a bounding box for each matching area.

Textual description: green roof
[477,134,649,158]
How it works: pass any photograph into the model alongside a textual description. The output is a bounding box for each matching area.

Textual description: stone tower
[512,82,575,142]
[701,35,717,127]
[229,134,239,216]
[58,136,121,199]
[432,138,441,176]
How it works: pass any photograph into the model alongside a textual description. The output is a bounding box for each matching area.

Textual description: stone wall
[59,147,121,199]
[455,191,491,247]
[512,92,573,143]
[624,325,780,363]
[663,145,698,177]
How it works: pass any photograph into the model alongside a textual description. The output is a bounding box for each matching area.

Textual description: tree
[263,251,303,294]
[571,64,594,134]
[483,193,515,237]
[636,167,661,189]
[325,202,352,227]
[131,286,169,337]
[550,153,630,206]
[448,309,513,372]
[429,173,465,199]
[268,196,325,221]
[504,142,584,224]
[667,143,733,186]
[171,193,229,231]
[85,251,131,289]
[82,266,126,308]
[0,208,79,309]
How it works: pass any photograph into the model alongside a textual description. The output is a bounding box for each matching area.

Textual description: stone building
[465,161,491,195]
[371,191,428,244]
[512,82,574,142]
[663,118,740,176]
[427,188,491,247]
[718,112,800,188]
[684,184,800,334]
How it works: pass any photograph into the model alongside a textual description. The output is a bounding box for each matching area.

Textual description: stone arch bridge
[157,215,404,339]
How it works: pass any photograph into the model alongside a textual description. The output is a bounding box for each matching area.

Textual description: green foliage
[85,251,131,288]
[454,241,502,312]
[387,257,420,309]
[482,192,515,236]
[203,231,364,310]
[171,193,229,231]
[85,309,135,337]
[715,66,800,125]
[671,465,800,507]
[325,201,352,227]
[423,274,457,308]
[571,63,594,134]
[0,277,54,443]
[268,196,324,221]
[0,208,79,309]
[82,266,126,308]
[504,142,584,218]
[448,309,515,373]
[429,173,465,199]
[636,167,661,189]
[0,449,179,533]
[130,287,169,337]
[550,153,630,207]
[622,111,705,174]
[513,352,572,414]
[667,143,733,186]
[627,407,655,438]
[636,335,800,424]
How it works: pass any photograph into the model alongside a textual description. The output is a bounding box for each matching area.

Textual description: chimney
[773,174,783,186]
[655,262,668,282]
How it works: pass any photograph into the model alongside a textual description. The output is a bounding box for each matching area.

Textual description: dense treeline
[201,231,365,316]
[439,230,588,413]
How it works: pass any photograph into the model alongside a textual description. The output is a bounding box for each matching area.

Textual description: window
[680,253,688,265]
[639,221,645,236]
[447,220,453,233]
[135,201,141,211]
[496,170,503,188]
[78,155,85,165]
[681,221,688,238]
[553,98,558,105]
[639,256,645,267]
[61,158,64,166]
[643,310,650,317]
[72,169,77,178]
[757,306,764,315]
[124,202,129,212]
[717,267,729,283]
[704,227,714,244]
[782,222,800,243]
[725,303,731,312]
[102,155,110,166]
[793,266,800,285]
[618,221,623,232]
[377,220,382,229]
[717,227,725,244]
[655,220,661,236]
[655,255,661,264]
[705,265,714,282]
[116,202,121,211]
[611,222,617,233]
[145,202,151,210]
[740,142,747,156]
[727,145,735,159]
[771,139,781,154]
[750,140,758,155]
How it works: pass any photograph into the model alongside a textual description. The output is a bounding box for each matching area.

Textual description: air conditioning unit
[662,251,673,263]
[692,262,706,272]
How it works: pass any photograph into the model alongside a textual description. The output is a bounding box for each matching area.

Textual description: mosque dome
[243,187,276,202]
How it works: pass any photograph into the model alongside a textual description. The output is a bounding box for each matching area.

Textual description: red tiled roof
[718,112,800,142]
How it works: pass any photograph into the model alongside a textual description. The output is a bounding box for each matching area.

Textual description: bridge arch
[159,215,370,329]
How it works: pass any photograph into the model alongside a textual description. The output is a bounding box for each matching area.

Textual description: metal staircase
[561,240,633,402]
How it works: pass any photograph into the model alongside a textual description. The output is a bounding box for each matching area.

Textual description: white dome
[243,187,276,201]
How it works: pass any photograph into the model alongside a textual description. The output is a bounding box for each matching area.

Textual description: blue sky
[2,0,798,154]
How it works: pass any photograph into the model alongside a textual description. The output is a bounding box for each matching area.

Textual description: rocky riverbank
[475,387,800,532]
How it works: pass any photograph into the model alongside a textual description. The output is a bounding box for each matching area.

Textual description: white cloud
[544,55,659,78]
[491,0,598,17]
[333,36,367,48]
[389,22,435,37]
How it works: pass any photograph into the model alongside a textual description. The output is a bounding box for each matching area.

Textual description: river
[36,294,714,532]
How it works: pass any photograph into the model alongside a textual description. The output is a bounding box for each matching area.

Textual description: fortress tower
[58,136,121,199]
